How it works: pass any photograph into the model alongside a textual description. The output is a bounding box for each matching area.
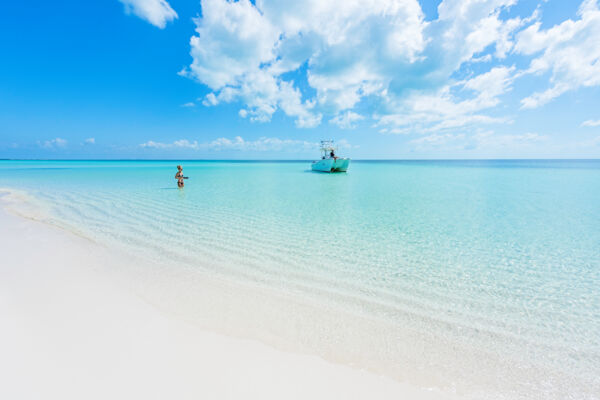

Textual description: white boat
[311,140,350,172]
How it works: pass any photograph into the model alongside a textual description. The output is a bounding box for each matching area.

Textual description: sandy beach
[0,201,456,400]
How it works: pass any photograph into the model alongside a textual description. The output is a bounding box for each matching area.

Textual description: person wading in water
[175,165,186,188]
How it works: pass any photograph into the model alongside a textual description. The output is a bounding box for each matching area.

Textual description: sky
[1,0,599,159]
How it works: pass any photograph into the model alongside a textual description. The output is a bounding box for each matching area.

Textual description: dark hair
[177,165,182,169]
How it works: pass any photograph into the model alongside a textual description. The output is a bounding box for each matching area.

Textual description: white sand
[0,205,457,400]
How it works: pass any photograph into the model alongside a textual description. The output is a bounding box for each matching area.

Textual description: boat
[311,140,350,172]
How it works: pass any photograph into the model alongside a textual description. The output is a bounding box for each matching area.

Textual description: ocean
[1,159,599,399]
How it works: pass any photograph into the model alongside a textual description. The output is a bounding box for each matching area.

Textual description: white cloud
[206,136,318,151]
[180,0,595,133]
[377,66,516,134]
[173,139,199,149]
[410,133,466,147]
[182,0,428,127]
[85,138,95,144]
[181,0,535,131]
[139,136,324,152]
[184,0,323,127]
[581,119,600,127]
[202,93,218,106]
[39,138,67,149]
[335,139,356,150]
[330,111,364,129]
[410,130,546,151]
[470,54,493,63]
[473,131,547,148]
[140,139,199,149]
[435,0,523,66]
[516,0,600,108]
[181,102,195,108]
[119,0,177,29]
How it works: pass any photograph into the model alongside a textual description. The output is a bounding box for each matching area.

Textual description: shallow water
[1,160,599,399]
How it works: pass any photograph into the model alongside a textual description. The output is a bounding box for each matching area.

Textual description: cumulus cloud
[434,0,524,66]
[180,0,597,133]
[139,136,325,152]
[377,66,516,134]
[581,119,600,127]
[330,111,364,129]
[39,138,67,149]
[181,0,427,127]
[118,0,177,29]
[516,0,600,108]
[181,102,196,108]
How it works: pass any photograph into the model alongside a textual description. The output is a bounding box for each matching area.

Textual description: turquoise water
[1,160,599,399]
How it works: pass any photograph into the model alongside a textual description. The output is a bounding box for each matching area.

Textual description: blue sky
[1,0,599,159]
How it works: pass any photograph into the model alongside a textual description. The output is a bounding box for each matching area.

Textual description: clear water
[1,160,599,399]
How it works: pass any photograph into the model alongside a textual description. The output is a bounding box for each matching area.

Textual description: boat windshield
[320,140,336,158]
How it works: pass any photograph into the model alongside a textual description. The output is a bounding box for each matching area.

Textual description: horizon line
[2,158,600,162]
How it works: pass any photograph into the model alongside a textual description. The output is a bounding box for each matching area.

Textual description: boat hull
[311,158,350,172]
